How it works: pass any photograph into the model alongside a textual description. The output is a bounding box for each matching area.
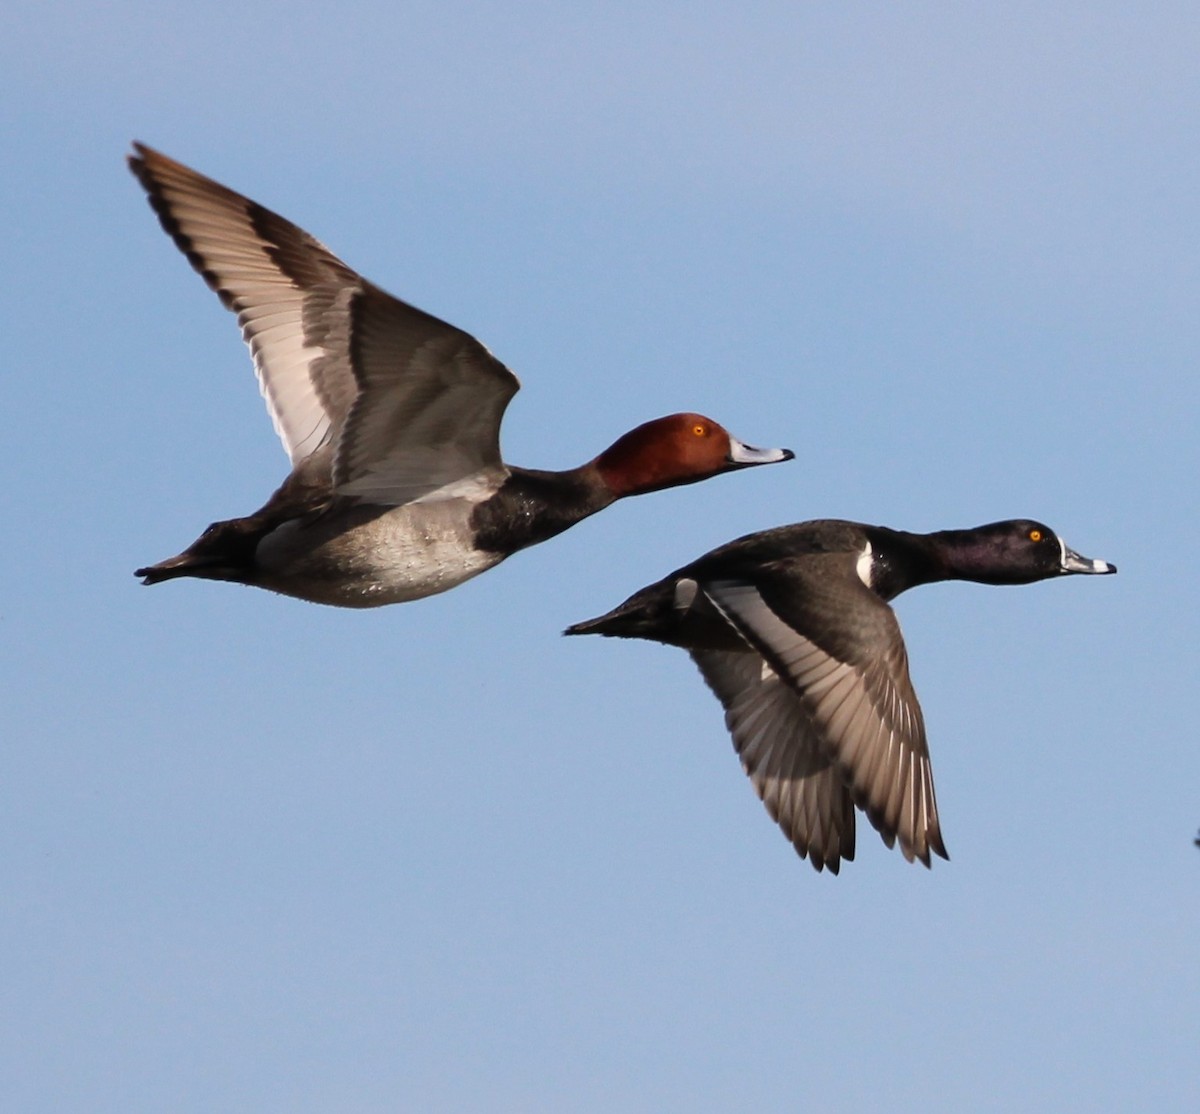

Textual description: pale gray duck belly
[253,500,503,608]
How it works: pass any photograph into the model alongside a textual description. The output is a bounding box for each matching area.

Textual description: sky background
[3,3,1197,1111]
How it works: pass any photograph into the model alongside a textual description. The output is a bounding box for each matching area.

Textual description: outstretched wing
[701,575,946,866]
[130,144,520,504]
[691,647,856,873]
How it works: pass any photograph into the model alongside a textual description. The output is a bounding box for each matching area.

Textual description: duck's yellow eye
[693,423,707,437]
[1029,529,1042,542]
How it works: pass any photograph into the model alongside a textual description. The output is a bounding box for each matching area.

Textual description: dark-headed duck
[129,144,792,607]
[567,519,1115,872]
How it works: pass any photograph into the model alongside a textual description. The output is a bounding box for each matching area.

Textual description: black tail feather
[135,516,263,587]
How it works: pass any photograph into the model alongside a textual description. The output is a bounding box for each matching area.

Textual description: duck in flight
[567,518,1116,872]
[129,144,793,608]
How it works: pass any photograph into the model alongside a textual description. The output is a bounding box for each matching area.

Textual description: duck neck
[917,527,1028,587]
[469,465,615,555]
[866,527,959,599]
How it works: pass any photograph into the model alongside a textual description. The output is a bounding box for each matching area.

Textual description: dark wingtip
[127,141,151,178]
[816,855,840,876]
[914,838,950,869]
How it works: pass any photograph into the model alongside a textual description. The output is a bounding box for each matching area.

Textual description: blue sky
[3,3,1197,1110]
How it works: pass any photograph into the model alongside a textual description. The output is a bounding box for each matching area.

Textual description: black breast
[863,526,946,600]
[469,468,610,556]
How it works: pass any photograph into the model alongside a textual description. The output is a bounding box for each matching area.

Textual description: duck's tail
[135,518,261,587]
[563,605,644,639]
[566,575,756,653]
[564,578,687,643]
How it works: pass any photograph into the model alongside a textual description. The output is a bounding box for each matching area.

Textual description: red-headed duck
[128,145,793,607]
[567,519,1116,872]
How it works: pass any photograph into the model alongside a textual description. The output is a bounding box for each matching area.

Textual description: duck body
[567,518,1116,872]
[129,144,792,608]
[252,493,504,609]
[156,462,624,608]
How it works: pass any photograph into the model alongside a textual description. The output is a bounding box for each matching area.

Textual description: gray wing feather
[130,144,359,463]
[702,579,946,866]
[691,647,856,873]
[332,286,518,503]
[131,145,520,504]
